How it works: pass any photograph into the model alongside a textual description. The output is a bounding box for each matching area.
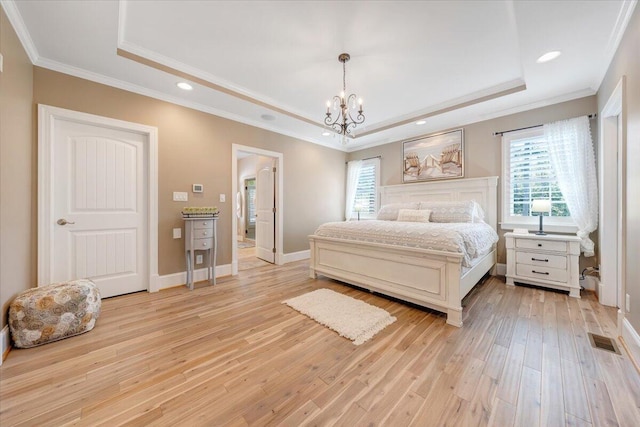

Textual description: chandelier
[324,53,365,143]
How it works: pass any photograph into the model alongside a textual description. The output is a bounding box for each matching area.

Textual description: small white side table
[184,217,217,290]
[505,232,582,297]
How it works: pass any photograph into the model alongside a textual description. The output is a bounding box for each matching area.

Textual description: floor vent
[588,333,621,355]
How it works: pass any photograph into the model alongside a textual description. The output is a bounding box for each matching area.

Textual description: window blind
[508,133,569,217]
[351,159,379,218]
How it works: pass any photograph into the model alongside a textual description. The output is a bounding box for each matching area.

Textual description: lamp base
[536,214,546,235]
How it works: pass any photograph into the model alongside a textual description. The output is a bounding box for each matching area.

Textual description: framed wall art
[402,128,464,183]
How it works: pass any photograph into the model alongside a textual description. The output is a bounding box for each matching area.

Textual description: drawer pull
[202,222,208,226]
[532,270,549,275]
[202,242,208,247]
[537,243,542,247]
[203,231,208,236]
[531,257,549,262]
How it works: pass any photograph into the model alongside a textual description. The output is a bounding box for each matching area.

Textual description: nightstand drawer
[193,238,214,249]
[193,228,213,238]
[515,238,567,252]
[516,251,567,269]
[516,264,567,283]
[193,220,214,230]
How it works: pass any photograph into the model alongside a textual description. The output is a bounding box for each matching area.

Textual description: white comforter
[313,220,498,267]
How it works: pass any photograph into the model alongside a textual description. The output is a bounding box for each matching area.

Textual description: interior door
[51,119,148,297]
[255,159,275,263]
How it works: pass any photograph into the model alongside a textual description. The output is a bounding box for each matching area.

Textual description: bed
[308,176,499,327]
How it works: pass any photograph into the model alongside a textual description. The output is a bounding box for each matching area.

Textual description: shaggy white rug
[283,288,397,345]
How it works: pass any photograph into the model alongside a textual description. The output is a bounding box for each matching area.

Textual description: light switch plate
[196,255,203,264]
[219,193,226,202]
[172,228,181,239]
[173,191,188,202]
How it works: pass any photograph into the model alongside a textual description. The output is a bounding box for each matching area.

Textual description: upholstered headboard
[380,176,499,231]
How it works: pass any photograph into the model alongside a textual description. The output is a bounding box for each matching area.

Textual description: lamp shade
[531,199,551,213]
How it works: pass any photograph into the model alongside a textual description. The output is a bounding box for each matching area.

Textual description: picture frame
[402,128,464,183]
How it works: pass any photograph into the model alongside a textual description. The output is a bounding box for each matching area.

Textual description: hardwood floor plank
[1,265,637,426]
[541,343,566,427]
[514,366,542,427]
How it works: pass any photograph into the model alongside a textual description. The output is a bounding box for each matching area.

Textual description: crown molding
[594,0,638,91]
[1,0,39,63]
[34,57,345,151]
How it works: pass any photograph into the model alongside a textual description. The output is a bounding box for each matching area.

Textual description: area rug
[283,289,397,345]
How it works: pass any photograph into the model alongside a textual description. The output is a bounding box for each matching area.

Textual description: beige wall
[0,7,35,329]
[32,68,346,276]
[597,5,640,330]
[349,96,598,266]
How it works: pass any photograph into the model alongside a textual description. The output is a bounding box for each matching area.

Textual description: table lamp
[531,199,551,235]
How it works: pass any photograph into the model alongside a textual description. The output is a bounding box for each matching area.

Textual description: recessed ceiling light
[260,114,276,121]
[322,131,332,136]
[416,120,426,125]
[176,82,193,91]
[536,51,562,63]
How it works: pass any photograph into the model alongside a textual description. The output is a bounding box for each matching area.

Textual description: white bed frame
[309,176,499,327]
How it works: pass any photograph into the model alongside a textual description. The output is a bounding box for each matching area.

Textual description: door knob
[57,218,75,226]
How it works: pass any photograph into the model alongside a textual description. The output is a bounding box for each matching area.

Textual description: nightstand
[184,217,217,290]
[505,232,582,297]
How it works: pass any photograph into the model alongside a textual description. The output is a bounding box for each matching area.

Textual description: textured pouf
[9,279,101,348]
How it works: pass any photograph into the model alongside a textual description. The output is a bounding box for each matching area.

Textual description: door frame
[37,105,160,292]
[598,77,626,310]
[231,144,283,274]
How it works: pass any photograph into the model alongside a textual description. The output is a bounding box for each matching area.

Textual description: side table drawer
[193,238,214,249]
[516,264,567,283]
[515,238,566,252]
[516,251,567,269]
[193,220,214,230]
[193,228,213,238]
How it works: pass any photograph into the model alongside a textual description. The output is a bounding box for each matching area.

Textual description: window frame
[349,157,380,220]
[501,127,578,233]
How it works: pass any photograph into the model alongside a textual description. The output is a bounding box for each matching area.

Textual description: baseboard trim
[1,325,10,365]
[495,263,506,276]
[282,250,310,264]
[621,317,640,374]
[157,264,232,291]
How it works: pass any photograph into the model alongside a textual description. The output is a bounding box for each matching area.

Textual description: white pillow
[419,200,480,223]
[397,209,431,223]
[376,202,420,221]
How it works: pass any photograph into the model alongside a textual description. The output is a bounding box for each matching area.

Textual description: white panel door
[256,160,275,263]
[51,119,148,297]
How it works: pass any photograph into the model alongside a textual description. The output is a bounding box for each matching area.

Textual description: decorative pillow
[397,209,431,223]
[376,202,420,221]
[419,200,481,223]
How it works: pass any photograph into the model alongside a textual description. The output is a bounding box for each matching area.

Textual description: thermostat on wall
[192,184,204,193]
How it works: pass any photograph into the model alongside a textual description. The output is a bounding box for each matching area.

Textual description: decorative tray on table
[181,207,219,218]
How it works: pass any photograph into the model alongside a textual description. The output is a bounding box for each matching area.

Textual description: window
[349,158,380,220]
[502,128,576,231]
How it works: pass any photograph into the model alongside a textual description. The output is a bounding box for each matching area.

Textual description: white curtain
[544,116,598,256]
[345,160,362,221]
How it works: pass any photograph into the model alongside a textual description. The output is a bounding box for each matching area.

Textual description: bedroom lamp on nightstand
[531,199,551,235]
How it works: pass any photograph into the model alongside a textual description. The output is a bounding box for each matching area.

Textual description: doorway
[244,177,256,240]
[231,144,284,275]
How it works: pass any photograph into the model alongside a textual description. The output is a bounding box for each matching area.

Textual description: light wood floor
[237,246,271,271]
[1,261,639,426]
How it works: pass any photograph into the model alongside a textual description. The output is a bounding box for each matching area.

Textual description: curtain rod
[493,114,597,137]
[345,155,381,164]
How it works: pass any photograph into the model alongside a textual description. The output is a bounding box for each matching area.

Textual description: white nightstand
[505,232,582,298]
